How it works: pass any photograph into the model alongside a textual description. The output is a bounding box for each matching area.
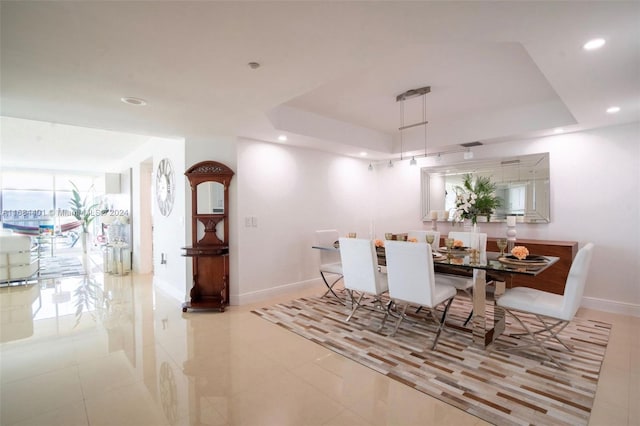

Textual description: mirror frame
[421,152,550,223]
[185,161,234,246]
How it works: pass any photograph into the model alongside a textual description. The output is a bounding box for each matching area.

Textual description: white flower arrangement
[453,174,502,225]
[455,191,477,219]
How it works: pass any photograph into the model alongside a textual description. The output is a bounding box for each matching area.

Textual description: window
[1,171,103,236]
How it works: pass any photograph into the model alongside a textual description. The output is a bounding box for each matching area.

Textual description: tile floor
[0,271,638,426]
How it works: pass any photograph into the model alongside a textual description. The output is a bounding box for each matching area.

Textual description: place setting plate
[432,251,447,261]
[497,254,550,267]
[438,246,471,255]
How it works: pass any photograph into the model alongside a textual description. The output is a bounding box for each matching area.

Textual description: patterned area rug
[38,256,87,278]
[252,291,611,426]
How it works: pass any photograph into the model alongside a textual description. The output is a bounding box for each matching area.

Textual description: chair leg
[380,300,392,331]
[391,304,409,336]
[346,289,355,307]
[345,292,365,322]
[463,309,473,326]
[462,288,473,326]
[320,272,344,302]
[499,309,568,370]
[432,297,454,350]
[508,316,573,352]
[377,299,394,332]
[415,306,436,317]
[536,315,572,351]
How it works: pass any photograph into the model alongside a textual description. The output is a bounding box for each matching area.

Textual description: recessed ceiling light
[277,135,287,141]
[359,152,368,157]
[583,38,606,50]
[553,128,564,134]
[606,106,621,114]
[121,97,147,106]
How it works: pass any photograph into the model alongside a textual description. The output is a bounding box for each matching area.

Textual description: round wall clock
[156,158,175,216]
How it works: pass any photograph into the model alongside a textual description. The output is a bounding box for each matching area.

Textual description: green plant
[454,174,503,225]
[69,181,99,233]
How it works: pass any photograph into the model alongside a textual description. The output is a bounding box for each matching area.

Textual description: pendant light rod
[423,90,427,157]
[396,85,431,163]
[399,99,404,160]
[398,120,429,131]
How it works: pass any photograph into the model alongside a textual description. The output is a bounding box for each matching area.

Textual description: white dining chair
[496,243,595,369]
[439,231,489,325]
[408,230,440,251]
[338,237,389,323]
[448,231,487,252]
[383,241,457,350]
[314,229,344,301]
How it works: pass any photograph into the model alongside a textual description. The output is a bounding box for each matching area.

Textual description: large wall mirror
[421,152,550,223]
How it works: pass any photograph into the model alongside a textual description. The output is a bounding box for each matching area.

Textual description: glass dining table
[313,243,559,348]
[431,249,559,347]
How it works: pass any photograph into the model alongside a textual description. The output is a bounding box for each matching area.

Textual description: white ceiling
[1,1,638,170]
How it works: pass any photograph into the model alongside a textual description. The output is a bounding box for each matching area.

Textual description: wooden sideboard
[379,236,578,295]
[487,238,578,294]
[430,237,578,295]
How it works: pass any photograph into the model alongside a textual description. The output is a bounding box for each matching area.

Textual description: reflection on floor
[0,273,638,426]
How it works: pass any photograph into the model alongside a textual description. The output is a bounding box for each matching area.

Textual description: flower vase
[463,219,473,232]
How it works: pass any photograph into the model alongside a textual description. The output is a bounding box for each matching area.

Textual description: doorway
[137,159,153,273]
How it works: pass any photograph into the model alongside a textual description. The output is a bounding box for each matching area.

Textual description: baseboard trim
[151,276,323,307]
[581,296,640,317]
[231,278,322,306]
[152,277,639,318]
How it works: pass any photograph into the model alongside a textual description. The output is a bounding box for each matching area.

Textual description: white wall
[373,160,427,234]
[118,136,186,301]
[230,123,638,316]
[183,123,638,317]
[373,122,640,315]
[235,139,376,304]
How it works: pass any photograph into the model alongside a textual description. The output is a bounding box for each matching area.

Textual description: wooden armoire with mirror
[182,161,234,312]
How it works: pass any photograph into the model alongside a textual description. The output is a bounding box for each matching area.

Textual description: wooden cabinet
[182,246,229,309]
[182,161,234,312]
[433,237,578,295]
[486,238,578,294]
